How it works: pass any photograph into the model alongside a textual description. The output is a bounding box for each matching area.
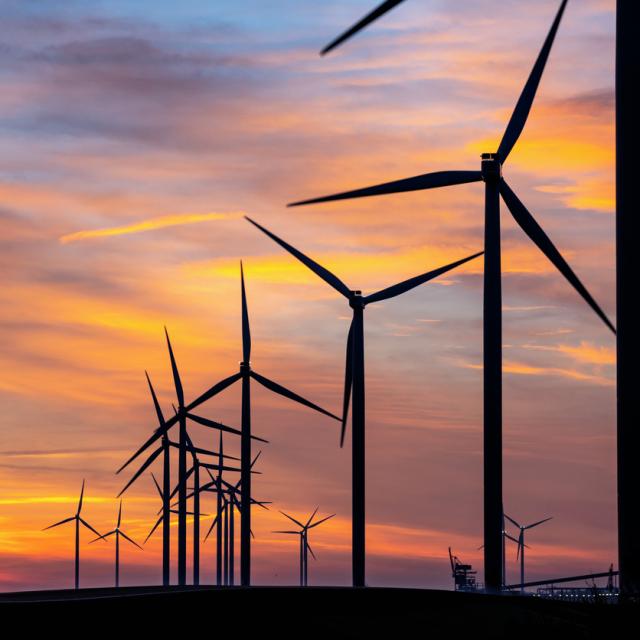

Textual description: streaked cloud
[60,211,243,244]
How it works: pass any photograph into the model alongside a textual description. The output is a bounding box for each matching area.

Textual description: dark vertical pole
[115,531,120,588]
[217,433,223,587]
[162,436,170,587]
[303,533,309,587]
[216,475,223,586]
[299,535,304,587]
[193,463,200,587]
[501,518,506,588]
[75,517,80,590]
[483,159,502,594]
[224,500,229,586]
[178,413,187,586]
[617,0,640,599]
[520,536,524,594]
[240,365,251,586]
[230,500,235,586]
[351,301,366,587]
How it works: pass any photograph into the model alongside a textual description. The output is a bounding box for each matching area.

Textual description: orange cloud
[60,212,243,244]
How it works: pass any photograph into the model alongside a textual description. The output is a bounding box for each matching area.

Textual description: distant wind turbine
[289,0,614,592]
[274,508,335,586]
[247,216,482,587]
[91,500,142,588]
[505,513,552,593]
[43,480,103,590]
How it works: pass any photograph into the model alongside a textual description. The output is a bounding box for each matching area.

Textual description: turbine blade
[305,507,320,528]
[525,516,553,530]
[164,327,184,407]
[273,530,299,535]
[500,180,615,333]
[364,251,483,305]
[120,531,143,549]
[204,513,220,541]
[504,513,520,529]
[341,319,354,448]
[144,514,164,544]
[116,413,179,474]
[321,0,406,56]
[117,500,122,528]
[186,372,242,411]
[280,510,305,529]
[288,171,482,207]
[240,261,252,363]
[497,0,568,162]
[145,371,166,426]
[151,472,163,500]
[245,216,351,298]
[308,513,336,529]
[77,479,85,515]
[186,412,268,443]
[90,530,115,544]
[251,450,262,469]
[79,518,103,539]
[118,446,163,497]
[42,516,76,531]
[504,533,520,545]
[251,371,341,422]
[306,541,317,561]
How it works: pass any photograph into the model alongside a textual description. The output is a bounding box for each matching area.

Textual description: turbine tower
[287,0,614,591]
[247,216,481,587]
[43,480,103,590]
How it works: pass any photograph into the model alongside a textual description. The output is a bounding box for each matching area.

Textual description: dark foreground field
[1,586,637,638]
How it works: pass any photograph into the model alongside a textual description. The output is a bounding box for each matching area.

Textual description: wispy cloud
[59,211,243,244]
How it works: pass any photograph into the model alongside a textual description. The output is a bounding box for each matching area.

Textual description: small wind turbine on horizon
[274,508,335,586]
[90,499,142,588]
[288,0,614,592]
[247,215,482,587]
[43,480,103,590]
[505,513,553,593]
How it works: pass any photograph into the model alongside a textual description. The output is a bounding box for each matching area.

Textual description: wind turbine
[117,333,258,587]
[43,480,103,590]
[505,513,552,593]
[247,216,482,586]
[91,500,142,588]
[274,508,335,586]
[202,450,269,586]
[320,0,639,598]
[288,0,615,592]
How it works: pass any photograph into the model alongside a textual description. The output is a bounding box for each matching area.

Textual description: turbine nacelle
[481,153,502,181]
[348,291,364,309]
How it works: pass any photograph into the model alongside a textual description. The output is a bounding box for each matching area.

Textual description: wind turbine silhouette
[274,508,335,586]
[119,264,337,587]
[319,0,640,599]
[288,0,614,592]
[43,480,103,590]
[91,500,142,588]
[505,513,552,593]
[202,449,269,586]
[118,333,258,587]
[247,216,482,586]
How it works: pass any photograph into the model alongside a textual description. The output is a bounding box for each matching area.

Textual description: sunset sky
[0,0,617,591]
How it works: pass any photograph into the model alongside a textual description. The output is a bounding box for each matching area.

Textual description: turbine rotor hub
[481,153,502,182]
